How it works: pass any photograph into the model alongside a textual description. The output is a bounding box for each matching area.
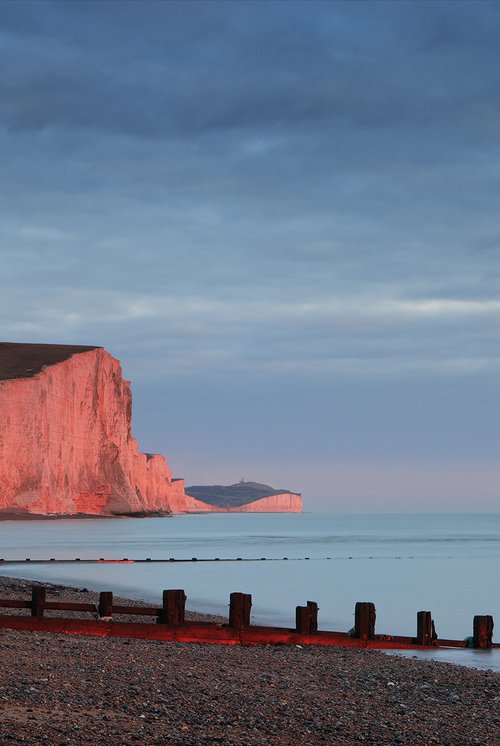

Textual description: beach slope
[0,576,497,745]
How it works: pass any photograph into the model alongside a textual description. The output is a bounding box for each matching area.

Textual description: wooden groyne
[0,585,496,651]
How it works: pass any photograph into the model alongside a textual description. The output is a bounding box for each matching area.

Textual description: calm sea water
[0,512,498,671]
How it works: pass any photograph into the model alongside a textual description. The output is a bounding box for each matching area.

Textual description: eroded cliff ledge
[0,343,211,516]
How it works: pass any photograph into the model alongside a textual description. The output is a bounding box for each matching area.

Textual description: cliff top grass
[185,481,300,508]
[0,342,100,381]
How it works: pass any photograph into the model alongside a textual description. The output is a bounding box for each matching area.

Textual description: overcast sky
[1,0,499,510]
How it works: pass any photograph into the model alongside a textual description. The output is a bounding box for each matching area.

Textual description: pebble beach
[0,576,498,745]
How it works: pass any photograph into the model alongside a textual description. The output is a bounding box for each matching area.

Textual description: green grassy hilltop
[185,481,300,508]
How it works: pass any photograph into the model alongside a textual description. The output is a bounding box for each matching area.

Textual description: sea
[0,512,498,672]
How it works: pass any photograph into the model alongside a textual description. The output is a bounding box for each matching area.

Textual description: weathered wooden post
[473,615,494,649]
[296,601,319,634]
[416,610,436,645]
[31,586,46,618]
[307,601,318,633]
[229,592,252,630]
[354,602,376,640]
[98,591,113,619]
[295,605,311,634]
[160,589,186,626]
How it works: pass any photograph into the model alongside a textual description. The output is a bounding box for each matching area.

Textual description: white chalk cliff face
[226,493,302,512]
[0,345,211,515]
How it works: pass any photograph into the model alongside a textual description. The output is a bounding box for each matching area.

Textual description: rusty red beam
[0,614,495,649]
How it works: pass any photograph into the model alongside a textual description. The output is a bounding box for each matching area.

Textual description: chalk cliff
[0,343,211,516]
[185,482,303,513]
[227,493,302,513]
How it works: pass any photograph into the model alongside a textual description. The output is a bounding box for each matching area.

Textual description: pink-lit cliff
[0,343,211,516]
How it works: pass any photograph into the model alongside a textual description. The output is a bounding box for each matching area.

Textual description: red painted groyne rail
[0,586,496,650]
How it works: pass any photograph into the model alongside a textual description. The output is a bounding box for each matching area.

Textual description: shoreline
[0,511,171,521]
[0,575,497,744]
[0,510,301,521]
[1,570,499,671]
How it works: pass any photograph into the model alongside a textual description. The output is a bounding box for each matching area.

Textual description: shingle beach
[0,576,498,745]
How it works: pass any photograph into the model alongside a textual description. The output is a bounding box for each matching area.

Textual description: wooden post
[296,601,318,634]
[307,601,318,633]
[160,589,186,626]
[417,610,435,645]
[354,602,376,640]
[31,586,46,618]
[473,615,494,649]
[295,605,310,634]
[229,592,252,630]
[98,591,113,618]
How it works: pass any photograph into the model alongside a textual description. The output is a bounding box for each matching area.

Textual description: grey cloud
[1,0,499,503]
[1,283,498,381]
[1,0,499,144]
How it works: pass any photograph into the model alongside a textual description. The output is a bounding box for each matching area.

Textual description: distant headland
[186,481,302,512]
[0,343,302,517]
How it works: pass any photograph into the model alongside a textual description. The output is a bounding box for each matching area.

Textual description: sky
[1,0,499,511]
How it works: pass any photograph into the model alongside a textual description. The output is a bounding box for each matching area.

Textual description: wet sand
[0,576,498,745]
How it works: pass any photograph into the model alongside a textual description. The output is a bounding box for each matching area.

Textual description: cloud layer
[1,0,499,506]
